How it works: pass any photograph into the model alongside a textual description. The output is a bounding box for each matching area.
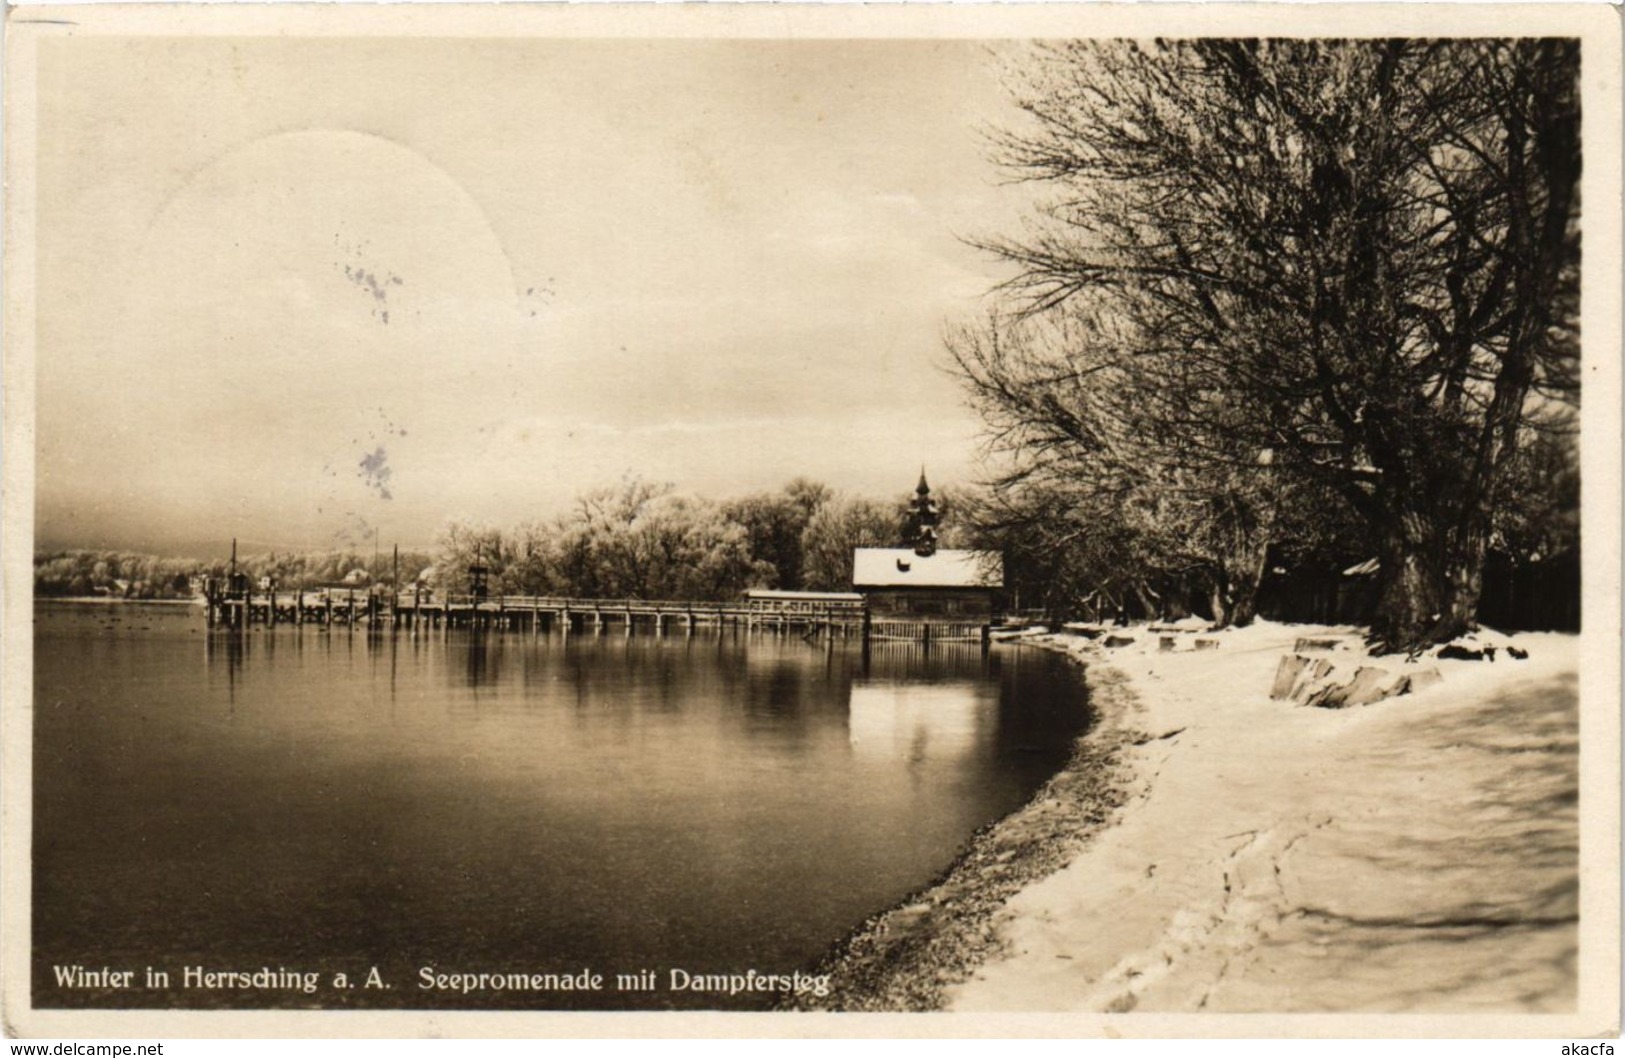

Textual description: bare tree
[800,495,900,592]
[723,478,832,591]
[950,306,1348,628]
[968,38,1579,650]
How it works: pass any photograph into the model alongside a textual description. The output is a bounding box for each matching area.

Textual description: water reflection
[848,682,995,763]
[204,629,247,708]
[465,633,496,687]
[47,607,1090,1011]
[861,640,1002,681]
[202,630,1027,753]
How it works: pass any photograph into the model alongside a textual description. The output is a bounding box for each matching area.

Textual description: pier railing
[200,583,988,644]
[205,586,861,629]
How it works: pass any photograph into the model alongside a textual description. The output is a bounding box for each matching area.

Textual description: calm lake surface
[33,601,1090,1010]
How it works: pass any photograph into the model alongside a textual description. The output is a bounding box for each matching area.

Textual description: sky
[33,35,1032,556]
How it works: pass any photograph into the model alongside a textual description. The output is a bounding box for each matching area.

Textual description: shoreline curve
[785,634,1141,1012]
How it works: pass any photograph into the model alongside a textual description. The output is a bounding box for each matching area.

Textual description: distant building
[851,472,1003,621]
[341,568,371,586]
[852,548,1003,619]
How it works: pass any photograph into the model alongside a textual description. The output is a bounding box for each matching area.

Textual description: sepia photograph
[3,3,1620,1041]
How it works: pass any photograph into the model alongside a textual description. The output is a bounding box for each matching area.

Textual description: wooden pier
[199,585,992,645]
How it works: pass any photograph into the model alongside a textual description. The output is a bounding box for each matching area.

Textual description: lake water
[32,602,1090,1010]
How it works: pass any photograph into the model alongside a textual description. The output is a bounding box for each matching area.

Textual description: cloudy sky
[34,35,1029,555]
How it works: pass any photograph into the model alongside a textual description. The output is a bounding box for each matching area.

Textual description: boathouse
[851,473,1002,621]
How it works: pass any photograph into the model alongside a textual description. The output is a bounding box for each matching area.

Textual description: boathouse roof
[852,548,1003,590]
[743,589,865,602]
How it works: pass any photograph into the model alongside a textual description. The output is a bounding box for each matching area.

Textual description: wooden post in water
[228,539,239,631]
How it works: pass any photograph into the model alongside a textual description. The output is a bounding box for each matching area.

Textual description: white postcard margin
[2,2,1619,1040]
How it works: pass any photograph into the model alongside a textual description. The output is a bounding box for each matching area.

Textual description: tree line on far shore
[32,477,968,603]
[34,445,1575,632]
[405,476,971,600]
[33,548,436,600]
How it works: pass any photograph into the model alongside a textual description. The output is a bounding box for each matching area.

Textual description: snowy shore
[805,621,1581,1016]
[949,621,1580,1014]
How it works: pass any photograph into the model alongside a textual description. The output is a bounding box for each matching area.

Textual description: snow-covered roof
[852,548,1003,589]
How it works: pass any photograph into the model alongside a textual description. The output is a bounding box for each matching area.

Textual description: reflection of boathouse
[847,681,995,762]
[852,473,1002,622]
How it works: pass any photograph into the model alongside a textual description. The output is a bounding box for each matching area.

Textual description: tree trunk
[1369,508,1483,652]
[1441,528,1490,640]
[1224,535,1272,628]
[1132,580,1161,621]
[1228,568,1263,628]
[1206,576,1230,629]
[1161,577,1193,620]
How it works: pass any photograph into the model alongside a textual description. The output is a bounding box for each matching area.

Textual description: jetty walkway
[201,586,992,645]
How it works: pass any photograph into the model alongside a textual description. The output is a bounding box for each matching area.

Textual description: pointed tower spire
[907,470,940,556]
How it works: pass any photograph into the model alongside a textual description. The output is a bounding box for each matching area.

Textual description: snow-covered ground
[947,621,1581,1014]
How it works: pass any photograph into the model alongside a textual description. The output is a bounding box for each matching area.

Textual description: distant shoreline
[34,596,201,607]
